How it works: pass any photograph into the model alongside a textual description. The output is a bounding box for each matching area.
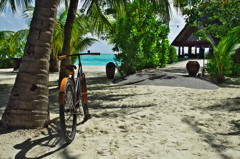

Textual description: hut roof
[171,24,219,47]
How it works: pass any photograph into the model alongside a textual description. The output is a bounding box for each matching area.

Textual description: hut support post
[188,46,192,58]
[178,46,181,58]
[182,46,184,58]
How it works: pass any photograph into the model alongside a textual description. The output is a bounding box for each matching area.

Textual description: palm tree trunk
[49,56,59,72]
[1,0,60,128]
[59,0,79,85]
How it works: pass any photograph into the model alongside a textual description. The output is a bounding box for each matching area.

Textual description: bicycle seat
[64,65,77,71]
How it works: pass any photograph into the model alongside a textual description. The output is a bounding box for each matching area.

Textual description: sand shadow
[216,120,240,136]
[12,118,72,159]
[182,117,232,159]
[199,97,240,136]
[48,80,59,114]
[201,97,240,112]
[219,78,240,89]
[0,83,13,117]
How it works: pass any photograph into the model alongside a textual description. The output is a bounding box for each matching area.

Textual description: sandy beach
[1,60,240,159]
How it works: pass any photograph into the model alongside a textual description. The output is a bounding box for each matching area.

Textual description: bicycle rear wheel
[59,79,77,143]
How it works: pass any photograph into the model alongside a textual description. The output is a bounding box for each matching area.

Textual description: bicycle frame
[58,52,100,105]
[58,56,82,106]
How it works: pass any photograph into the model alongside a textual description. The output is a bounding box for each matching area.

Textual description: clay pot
[186,61,200,76]
[106,62,116,79]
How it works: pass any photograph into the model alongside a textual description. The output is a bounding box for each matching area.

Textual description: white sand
[1,61,240,159]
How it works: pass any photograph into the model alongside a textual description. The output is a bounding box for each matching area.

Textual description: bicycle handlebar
[58,52,100,60]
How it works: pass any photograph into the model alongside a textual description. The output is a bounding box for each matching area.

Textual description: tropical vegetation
[182,0,240,82]
[0,0,129,128]
[0,6,97,71]
[107,0,178,75]
[0,29,28,68]
[51,8,98,72]
[0,0,201,128]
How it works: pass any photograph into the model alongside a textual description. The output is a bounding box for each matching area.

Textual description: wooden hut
[171,25,219,59]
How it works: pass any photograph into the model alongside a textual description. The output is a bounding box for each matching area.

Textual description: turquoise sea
[77,54,116,66]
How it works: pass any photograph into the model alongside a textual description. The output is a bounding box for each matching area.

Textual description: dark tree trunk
[59,0,79,85]
[1,0,60,128]
[49,56,59,72]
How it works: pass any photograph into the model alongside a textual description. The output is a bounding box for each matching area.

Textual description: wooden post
[188,46,192,58]
[195,47,197,58]
[200,47,204,59]
[182,46,184,58]
[178,46,181,58]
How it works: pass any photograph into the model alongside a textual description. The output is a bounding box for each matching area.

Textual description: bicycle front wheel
[59,79,77,143]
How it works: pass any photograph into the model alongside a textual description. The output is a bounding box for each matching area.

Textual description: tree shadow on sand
[11,118,74,159]
[182,97,240,159]
[201,97,240,113]
[0,83,13,117]
[48,80,59,114]
[182,117,233,159]
[0,117,73,159]
[200,97,240,136]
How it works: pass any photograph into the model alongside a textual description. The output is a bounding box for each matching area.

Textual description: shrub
[168,46,178,64]
[108,1,171,76]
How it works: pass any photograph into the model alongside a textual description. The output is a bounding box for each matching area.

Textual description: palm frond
[72,37,98,53]
[22,5,34,26]
[9,29,28,55]
[82,0,111,37]
[218,26,240,56]
[0,0,33,13]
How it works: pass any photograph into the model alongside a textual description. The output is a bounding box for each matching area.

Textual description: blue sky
[0,2,185,54]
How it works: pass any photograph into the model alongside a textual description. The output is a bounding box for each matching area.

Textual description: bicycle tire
[76,89,85,122]
[59,79,77,143]
[76,73,89,121]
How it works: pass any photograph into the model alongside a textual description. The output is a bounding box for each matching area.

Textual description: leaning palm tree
[1,0,60,128]
[50,9,97,72]
[58,0,79,83]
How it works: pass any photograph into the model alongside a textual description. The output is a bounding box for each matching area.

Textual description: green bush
[206,53,232,81]
[0,59,13,68]
[230,63,240,77]
[168,46,178,64]
[108,0,171,76]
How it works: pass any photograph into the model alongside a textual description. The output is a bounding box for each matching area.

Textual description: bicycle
[58,51,100,143]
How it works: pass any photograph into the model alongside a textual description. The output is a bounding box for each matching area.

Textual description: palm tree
[1,0,60,128]
[58,0,79,83]
[50,9,97,72]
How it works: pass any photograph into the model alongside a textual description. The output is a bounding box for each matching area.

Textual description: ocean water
[76,54,116,66]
